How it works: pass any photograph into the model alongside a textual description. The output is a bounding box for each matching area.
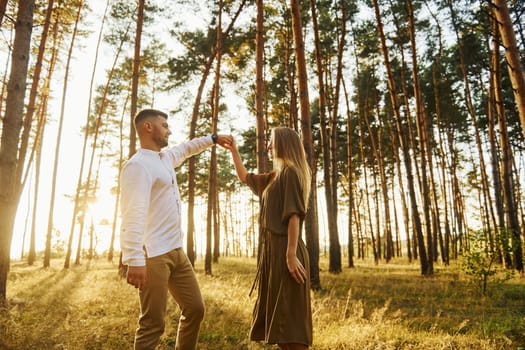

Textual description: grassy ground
[1,256,524,349]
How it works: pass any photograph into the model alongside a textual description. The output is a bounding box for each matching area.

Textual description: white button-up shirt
[120,136,213,266]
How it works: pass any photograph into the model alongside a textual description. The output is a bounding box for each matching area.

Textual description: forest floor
[1,255,524,349]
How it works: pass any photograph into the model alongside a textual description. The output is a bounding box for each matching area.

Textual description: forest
[0,0,525,347]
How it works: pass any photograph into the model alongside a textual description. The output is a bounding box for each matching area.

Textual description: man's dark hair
[134,109,168,127]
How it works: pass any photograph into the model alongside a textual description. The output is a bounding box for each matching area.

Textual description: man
[120,108,232,349]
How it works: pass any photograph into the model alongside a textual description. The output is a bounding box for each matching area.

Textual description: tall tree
[65,0,112,263]
[128,0,144,159]
[492,0,525,139]
[329,0,348,270]
[206,0,223,275]
[290,0,321,289]
[39,5,61,267]
[309,0,341,273]
[342,78,355,268]
[405,0,433,274]
[371,0,429,274]
[447,0,495,257]
[0,0,35,304]
[17,0,54,189]
[253,0,267,261]
[45,0,84,268]
[109,103,127,262]
[23,0,55,265]
[489,9,510,264]
[255,0,266,174]
[491,3,524,272]
[175,0,247,266]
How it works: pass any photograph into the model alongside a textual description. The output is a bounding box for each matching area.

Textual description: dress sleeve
[245,172,274,197]
[281,167,306,224]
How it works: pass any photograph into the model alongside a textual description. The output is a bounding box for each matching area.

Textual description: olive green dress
[246,167,312,346]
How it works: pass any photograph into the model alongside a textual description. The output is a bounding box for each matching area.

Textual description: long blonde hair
[271,127,312,207]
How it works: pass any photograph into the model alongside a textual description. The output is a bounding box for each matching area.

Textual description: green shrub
[461,229,513,295]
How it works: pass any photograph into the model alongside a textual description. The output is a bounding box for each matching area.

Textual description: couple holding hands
[120,108,312,350]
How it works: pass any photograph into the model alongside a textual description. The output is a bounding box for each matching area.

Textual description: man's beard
[154,135,168,148]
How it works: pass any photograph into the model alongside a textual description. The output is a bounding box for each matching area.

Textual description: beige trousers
[134,248,205,350]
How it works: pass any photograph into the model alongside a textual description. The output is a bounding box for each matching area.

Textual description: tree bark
[255,0,266,174]
[128,0,144,159]
[0,0,35,304]
[447,0,495,252]
[64,1,119,268]
[405,0,434,274]
[186,0,246,266]
[109,104,127,262]
[342,78,354,268]
[309,0,341,273]
[493,0,525,140]
[492,4,524,272]
[206,0,222,274]
[489,13,509,264]
[290,0,321,289]
[372,0,428,274]
[16,0,54,187]
[45,0,84,268]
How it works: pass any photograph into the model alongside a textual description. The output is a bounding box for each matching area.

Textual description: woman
[226,127,312,350]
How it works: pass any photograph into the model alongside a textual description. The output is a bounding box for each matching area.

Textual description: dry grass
[0,256,524,349]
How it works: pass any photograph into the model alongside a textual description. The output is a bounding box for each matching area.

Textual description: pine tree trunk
[290,0,321,289]
[28,141,42,265]
[372,0,428,274]
[58,1,93,269]
[426,0,450,265]
[255,0,266,174]
[432,64,452,265]
[16,0,54,186]
[490,15,510,264]
[210,0,222,268]
[26,15,57,265]
[128,0,144,158]
[109,106,126,262]
[0,0,35,304]
[328,0,346,271]
[358,113,377,262]
[447,0,495,247]
[385,114,411,261]
[405,0,434,275]
[490,12,524,271]
[185,0,246,266]
[342,79,355,268]
[309,0,340,273]
[493,0,525,139]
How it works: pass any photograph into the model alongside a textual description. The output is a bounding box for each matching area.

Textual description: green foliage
[461,229,514,296]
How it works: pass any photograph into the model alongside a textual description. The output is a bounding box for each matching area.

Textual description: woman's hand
[221,136,236,152]
[216,134,234,149]
[286,253,307,284]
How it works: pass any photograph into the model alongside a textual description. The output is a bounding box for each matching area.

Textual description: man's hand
[216,134,233,149]
[127,265,147,290]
